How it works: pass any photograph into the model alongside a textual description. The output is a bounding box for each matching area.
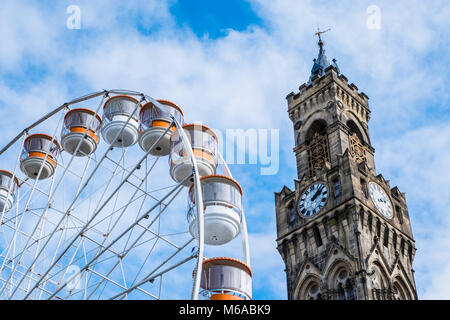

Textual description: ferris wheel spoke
[110,238,196,300]
[36,237,120,295]
[134,222,181,249]
[46,178,186,300]
[61,266,159,300]
[45,178,181,300]
[54,236,85,293]
[128,233,164,287]
[78,156,160,273]
[37,212,73,298]
[103,153,154,183]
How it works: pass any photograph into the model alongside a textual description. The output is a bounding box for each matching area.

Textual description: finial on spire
[314,26,331,47]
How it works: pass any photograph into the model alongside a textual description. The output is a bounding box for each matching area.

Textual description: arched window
[338,283,346,300]
[346,279,355,300]
[408,242,413,262]
[287,201,296,224]
[327,264,355,300]
[393,277,412,300]
[332,175,341,198]
[313,224,323,247]
[347,120,364,143]
[376,219,381,238]
[383,225,389,247]
[392,232,397,251]
[305,119,330,176]
[360,178,368,198]
[395,205,404,224]
[297,277,322,300]
[369,262,390,300]
[305,119,328,143]
[307,282,321,300]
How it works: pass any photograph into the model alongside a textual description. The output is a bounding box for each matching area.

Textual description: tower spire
[308,27,339,84]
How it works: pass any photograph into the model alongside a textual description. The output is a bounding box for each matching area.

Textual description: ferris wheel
[0,89,252,300]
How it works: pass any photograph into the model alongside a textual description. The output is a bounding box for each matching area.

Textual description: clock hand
[311,186,324,201]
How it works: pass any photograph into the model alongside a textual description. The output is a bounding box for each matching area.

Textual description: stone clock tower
[275,35,418,300]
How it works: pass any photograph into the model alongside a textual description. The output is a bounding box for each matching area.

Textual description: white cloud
[375,123,450,299]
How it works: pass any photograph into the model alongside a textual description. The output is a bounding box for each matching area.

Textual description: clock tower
[275,34,418,300]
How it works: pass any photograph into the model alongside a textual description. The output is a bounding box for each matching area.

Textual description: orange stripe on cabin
[189,149,216,167]
[70,127,99,143]
[28,152,56,167]
[151,120,176,131]
[211,294,243,301]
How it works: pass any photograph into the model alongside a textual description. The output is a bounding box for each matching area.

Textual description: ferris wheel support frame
[0,89,251,300]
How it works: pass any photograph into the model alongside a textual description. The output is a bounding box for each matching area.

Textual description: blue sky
[0,0,449,300]
[170,0,262,38]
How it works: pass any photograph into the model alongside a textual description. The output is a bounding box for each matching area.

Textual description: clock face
[298,183,328,217]
[368,182,393,218]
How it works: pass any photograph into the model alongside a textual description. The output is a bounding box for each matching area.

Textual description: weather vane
[314,26,331,46]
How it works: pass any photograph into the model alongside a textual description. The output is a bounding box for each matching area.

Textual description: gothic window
[346,280,355,300]
[361,178,368,198]
[305,120,330,176]
[307,133,330,176]
[306,119,327,142]
[332,176,341,198]
[331,175,342,199]
[369,263,391,300]
[328,266,355,300]
[298,277,322,300]
[347,120,366,164]
[393,277,412,300]
[368,213,373,232]
[383,226,389,247]
[408,242,413,262]
[347,120,364,143]
[392,232,397,251]
[287,201,296,224]
[307,283,320,300]
[338,283,346,300]
[395,205,404,224]
[400,238,405,256]
[376,219,381,238]
[313,225,323,247]
[349,132,367,164]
